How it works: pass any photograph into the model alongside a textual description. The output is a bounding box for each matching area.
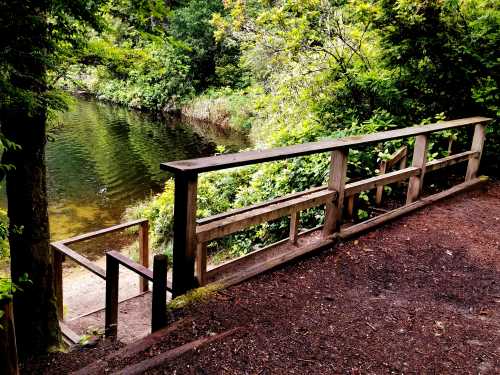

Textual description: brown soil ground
[23,181,500,374]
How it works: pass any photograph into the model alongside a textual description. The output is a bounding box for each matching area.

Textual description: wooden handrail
[165,117,492,297]
[161,117,491,174]
[52,242,106,279]
[105,252,170,337]
[51,218,151,322]
[106,250,154,282]
[54,218,148,245]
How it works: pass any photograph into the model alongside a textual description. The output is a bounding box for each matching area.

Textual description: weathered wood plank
[289,211,299,245]
[346,167,420,198]
[57,219,148,245]
[59,321,80,345]
[406,135,429,204]
[197,185,326,225]
[216,237,336,288]
[322,148,348,238]
[139,221,149,293]
[375,146,408,206]
[107,250,153,281]
[386,146,408,169]
[345,195,356,220]
[426,151,478,172]
[195,242,207,286]
[116,328,242,375]
[161,117,490,174]
[52,243,106,279]
[70,319,192,375]
[466,123,486,180]
[172,172,198,297]
[375,160,387,206]
[197,189,336,243]
[205,226,322,282]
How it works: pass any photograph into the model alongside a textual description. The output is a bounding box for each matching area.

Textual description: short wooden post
[195,243,207,286]
[151,254,168,332]
[0,299,19,375]
[105,253,119,338]
[406,135,429,204]
[322,148,348,238]
[289,211,299,245]
[172,172,198,297]
[53,249,65,320]
[447,136,454,155]
[375,160,387,206]
[345,195,355,221]
[465,123,486,181]
[139,220,149,293]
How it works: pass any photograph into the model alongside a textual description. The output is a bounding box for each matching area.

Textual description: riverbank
[70,86,253,135]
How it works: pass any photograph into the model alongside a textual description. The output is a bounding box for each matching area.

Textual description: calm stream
[12,98,247,246]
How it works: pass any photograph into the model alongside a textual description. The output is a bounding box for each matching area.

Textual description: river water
[9,98,247,244]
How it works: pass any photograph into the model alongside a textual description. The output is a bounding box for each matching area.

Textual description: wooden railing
[161,116,491,297]
[51,219,171,340]
[105,251,168,337]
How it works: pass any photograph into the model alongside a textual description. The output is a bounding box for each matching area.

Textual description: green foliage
[182,87,254,131]
[67,0,248,110]
[128,0,499,262]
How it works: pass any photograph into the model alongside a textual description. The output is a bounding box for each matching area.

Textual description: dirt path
[23,181,500,374]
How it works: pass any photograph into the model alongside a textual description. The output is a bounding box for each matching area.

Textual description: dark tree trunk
[0,299,20,374]
[2,109,62,357]
[0,1,61,358]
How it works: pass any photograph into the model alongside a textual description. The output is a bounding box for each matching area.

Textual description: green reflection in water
[2,98,247,250]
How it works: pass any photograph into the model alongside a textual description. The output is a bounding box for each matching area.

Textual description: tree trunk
[0,1,61,357]
[0,299,20,375]
[2,108,62,357]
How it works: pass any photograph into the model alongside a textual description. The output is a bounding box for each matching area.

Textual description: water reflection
[32,98,246,241]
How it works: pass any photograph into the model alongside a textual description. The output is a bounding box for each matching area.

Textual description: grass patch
[167,283,223,311]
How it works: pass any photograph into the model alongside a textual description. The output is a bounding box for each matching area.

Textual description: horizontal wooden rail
[197,189,337,243]
[51,219,151,326]
[385,146,408,169]
[425,150,478,173]
[344,166,419,197]
[56,218,148,245]
[106,250,154,282]
[52,242,106,279]
[161,117,490,174]
[197,185,326,225]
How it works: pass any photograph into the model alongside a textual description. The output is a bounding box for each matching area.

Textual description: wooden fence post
[195,243,207,286]
[0,299,19,375]
[406,135,428,204]
[53,249,64,320]
[345,195,356,221]
[139,220,149,293]
[322,148,348,238]
[105,253,119,338]
[465,123,486,181]
[375,160,387,206]
[172,172,198,298]
[398,151,408,187]
[152,255,168,332]
[289,211,299,245]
